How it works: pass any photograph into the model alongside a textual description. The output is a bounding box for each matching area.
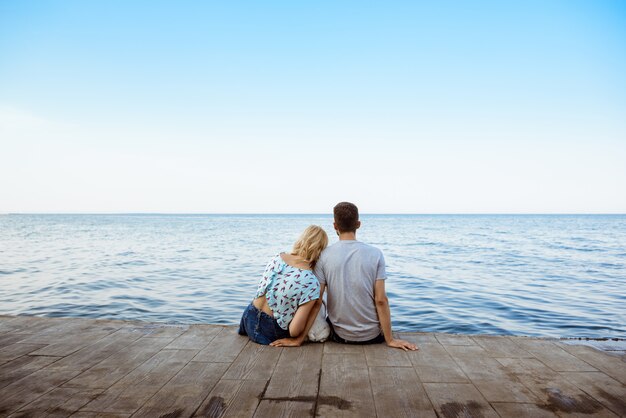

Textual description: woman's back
[256,253,320,330]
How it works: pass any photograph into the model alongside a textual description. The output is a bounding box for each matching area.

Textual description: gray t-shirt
[314,240,387,341]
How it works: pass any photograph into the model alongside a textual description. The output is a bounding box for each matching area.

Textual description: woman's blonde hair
[291,225,328,269]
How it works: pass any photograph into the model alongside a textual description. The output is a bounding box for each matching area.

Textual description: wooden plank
[90,319,136,330]
[422,383,499,418]
[559,344,626,384]
[194,379,267,418]
[51,329,140,370]
[322,341,364,355]
[0,316,65,334]
[3,316,625,418]
[369,366,436,417]
[63,336,174,389]
[408,343,469,383]
[398,332,438,344]
[0,333,30,349]
[497,356,560,381]
[0,343,47,362]
[0,367,82,416]
[9,386,103,417]
[0,355,61,390]
[264,344,323,399]
[0,317,22,333]
[0,315,14,322]
[435,334,476,346]
[80,349,197,414]
[71,413,130,418]
[17,318,121,344]
[442,344,487,358]
[317,353,375,418]
[364,343,411,367]
[193,328,249,363]
[131,361,230,418]
[222,342,282,380]
[254,400,314,417]
[447,351,538,402]
[123,323,188,339]
[471,336,533,358]
[490,402,559,417]
[46,328,143,372]
[497,358,617,417]
[163,325,222,350]
[512,338,598,372]
[561,372,626,417]
[27,327,120,357]
[27,341,89,358]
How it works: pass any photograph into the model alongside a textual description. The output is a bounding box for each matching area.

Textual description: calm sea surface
[1,214,624,338]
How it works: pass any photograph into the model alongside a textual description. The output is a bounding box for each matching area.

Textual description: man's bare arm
[374,280,418,351]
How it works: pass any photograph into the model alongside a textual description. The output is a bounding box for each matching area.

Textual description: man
[272,202,417,351]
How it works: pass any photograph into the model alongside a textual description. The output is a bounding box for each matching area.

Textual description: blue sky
[1,1,625,213]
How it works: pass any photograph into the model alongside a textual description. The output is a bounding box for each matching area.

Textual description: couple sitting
[239,202,417,351]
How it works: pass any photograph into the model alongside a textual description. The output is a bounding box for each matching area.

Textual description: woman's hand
[270,337,303,347]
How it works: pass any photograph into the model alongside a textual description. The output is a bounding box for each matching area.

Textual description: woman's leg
[243,304,280,345]
[273,318,291,341]
[238,305,250,336]
[255,309,289,344]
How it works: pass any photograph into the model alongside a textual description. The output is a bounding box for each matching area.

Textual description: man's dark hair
[333,202,359,233]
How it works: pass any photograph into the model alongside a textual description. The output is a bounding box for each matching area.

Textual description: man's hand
[270,337,303,347]
[387,338,418,351]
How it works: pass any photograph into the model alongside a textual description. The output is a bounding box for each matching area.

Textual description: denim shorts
[238,302,291,345]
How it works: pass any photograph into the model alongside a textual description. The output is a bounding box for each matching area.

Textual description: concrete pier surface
[0,315,624,417]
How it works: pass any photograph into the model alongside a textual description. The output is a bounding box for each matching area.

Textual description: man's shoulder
[320,241,383,257]
[353,241,384,258]
[319,242,339,262]
[320,241,342,253]
[359,241,382,250]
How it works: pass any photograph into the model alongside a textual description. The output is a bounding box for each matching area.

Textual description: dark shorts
[238,303,291,345]
[326,318,385,345]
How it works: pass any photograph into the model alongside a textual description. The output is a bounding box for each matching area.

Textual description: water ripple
[0,214,624,338]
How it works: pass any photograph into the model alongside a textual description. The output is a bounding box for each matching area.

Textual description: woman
[238,225,328,345]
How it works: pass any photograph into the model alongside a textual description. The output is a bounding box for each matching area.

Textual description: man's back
[315,240,386,341]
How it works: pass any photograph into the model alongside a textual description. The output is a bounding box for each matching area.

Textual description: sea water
[1,214,624,338]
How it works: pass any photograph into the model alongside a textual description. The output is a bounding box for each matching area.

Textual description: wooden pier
[0,315,624,417]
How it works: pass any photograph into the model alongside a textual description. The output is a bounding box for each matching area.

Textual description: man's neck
[338,231,357,241]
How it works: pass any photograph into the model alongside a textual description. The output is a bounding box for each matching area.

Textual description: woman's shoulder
[273,252,288,262]
[266,252,286,269]
[278,252,315,271]
[303,270,321,285]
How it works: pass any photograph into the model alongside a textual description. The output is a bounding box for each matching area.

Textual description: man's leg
[326,317,347,344]
[325,317,383,344]
[364,333,385,344]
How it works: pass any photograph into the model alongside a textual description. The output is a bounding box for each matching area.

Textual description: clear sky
[1,1,625,213]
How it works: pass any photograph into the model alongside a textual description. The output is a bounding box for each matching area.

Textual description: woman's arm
[271,284,326,347]
[288,299,316,337]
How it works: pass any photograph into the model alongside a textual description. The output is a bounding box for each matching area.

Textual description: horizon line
[3,212,626,216]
